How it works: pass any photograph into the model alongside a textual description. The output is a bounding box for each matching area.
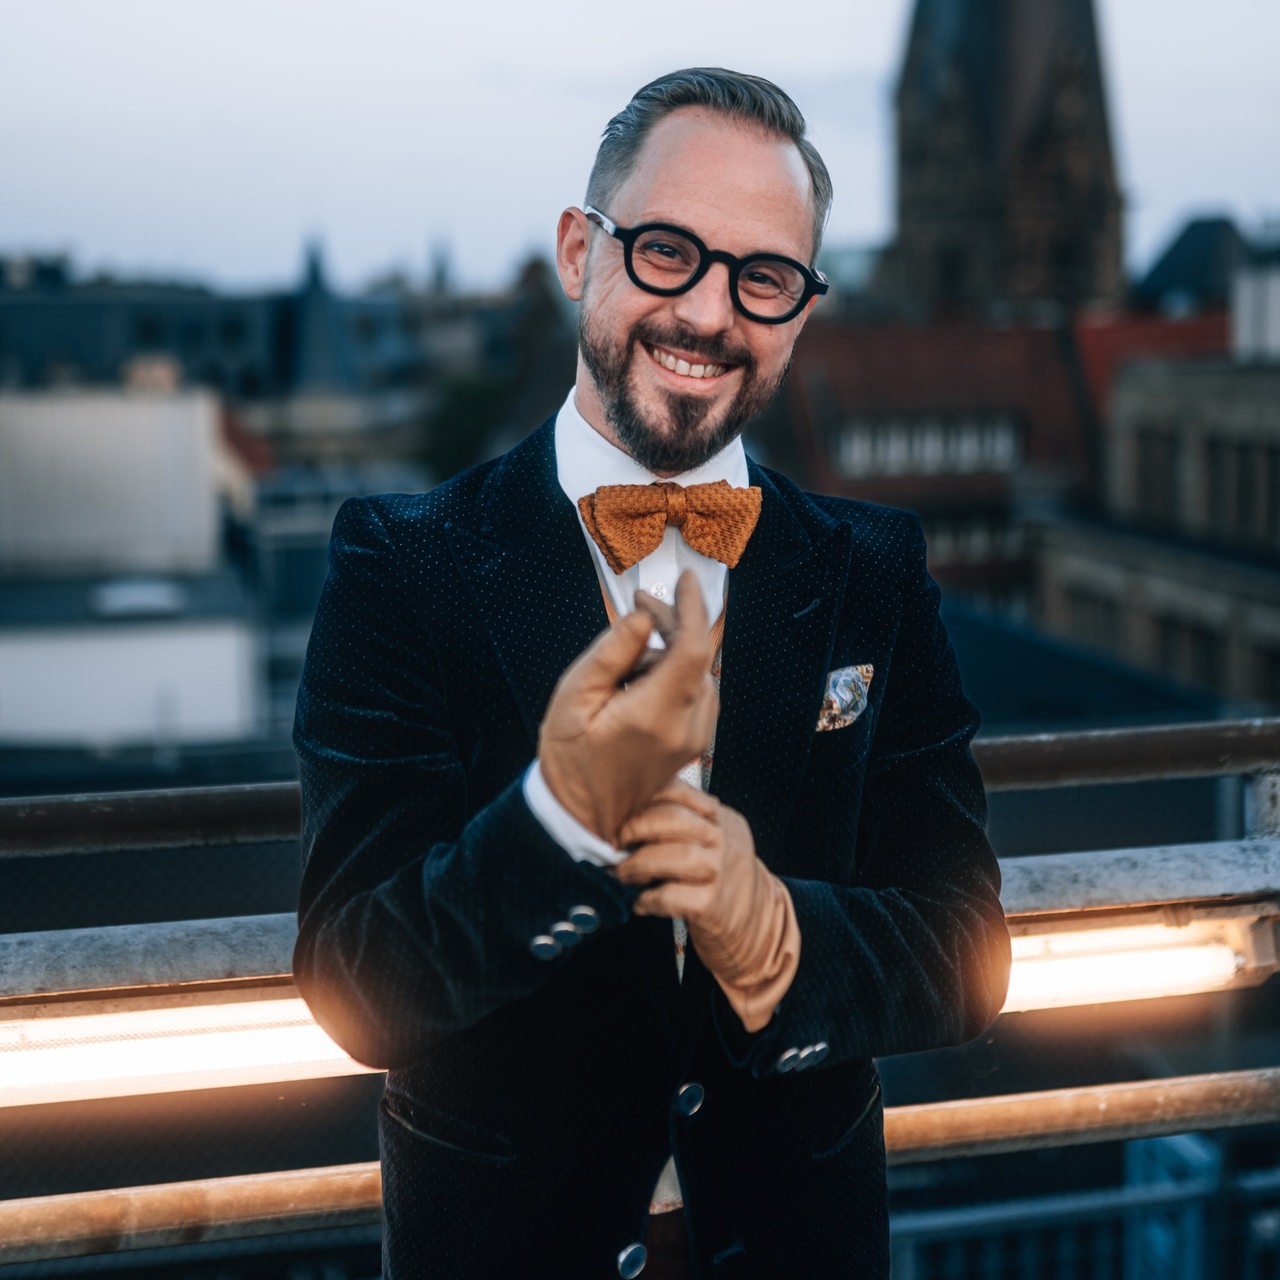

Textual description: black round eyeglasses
[584,206,828,325]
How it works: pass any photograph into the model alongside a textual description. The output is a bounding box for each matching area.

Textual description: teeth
[649,346,724,378]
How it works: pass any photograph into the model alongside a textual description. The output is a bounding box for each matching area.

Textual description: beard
[578,310,789,475]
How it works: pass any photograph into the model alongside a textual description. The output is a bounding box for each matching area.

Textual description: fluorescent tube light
[1002,917,1271,1013]
[0,995,377,1108]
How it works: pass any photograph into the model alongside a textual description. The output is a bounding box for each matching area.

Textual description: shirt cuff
[522,761,627,868]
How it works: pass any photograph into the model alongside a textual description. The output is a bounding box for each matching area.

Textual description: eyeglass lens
[629,228,808,321]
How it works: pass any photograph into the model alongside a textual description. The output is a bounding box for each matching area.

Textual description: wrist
[523,762,626,867]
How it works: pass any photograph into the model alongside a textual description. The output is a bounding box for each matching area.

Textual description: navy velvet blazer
[293,418,1010,1279]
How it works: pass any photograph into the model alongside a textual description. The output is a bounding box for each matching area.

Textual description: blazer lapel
[445,421,608,752]
[710,464,854,868]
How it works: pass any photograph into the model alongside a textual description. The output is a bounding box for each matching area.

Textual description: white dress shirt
[521,388,747,865]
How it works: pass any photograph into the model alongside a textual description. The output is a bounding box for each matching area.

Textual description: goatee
[579,314,788,475]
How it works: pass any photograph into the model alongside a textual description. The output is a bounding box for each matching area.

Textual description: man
[294,68,1010,1279]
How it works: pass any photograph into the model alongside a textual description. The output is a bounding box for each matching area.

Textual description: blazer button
[776,1048,801,1073]
[550,921,582,948]
[617,1242,647,1277]
[568,904,601,934]
[676,1082,705,1116]
[810,1041,830,1066]
[529,935,562,961]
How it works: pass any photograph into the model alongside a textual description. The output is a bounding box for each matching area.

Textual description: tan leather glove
[616,783,800,1032]
[538,572,718,845]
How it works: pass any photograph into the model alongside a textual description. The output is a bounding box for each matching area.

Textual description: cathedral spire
[881,0,1124,315]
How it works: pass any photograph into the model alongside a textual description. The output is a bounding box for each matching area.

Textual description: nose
[669,261,737,336]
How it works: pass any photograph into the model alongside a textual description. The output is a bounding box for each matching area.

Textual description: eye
[739,259,803,300]
[634,230,699,275]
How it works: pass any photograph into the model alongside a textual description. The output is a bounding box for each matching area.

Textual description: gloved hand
[538,571,718,845]
[615,782,800,1032]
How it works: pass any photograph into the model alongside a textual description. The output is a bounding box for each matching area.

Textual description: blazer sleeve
[713,516,1010,1075]
[292,498,632,1069]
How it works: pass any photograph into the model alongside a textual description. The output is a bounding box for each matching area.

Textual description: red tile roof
[1071,311,1229,419]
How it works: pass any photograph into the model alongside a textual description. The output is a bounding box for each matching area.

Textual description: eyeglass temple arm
[584,206,617,235]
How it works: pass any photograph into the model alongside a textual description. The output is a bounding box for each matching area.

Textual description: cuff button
[568,905,601,933]
[550,921,582,947]
[776,1048,801,1073]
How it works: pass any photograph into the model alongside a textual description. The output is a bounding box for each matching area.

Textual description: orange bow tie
[578,480,762,574]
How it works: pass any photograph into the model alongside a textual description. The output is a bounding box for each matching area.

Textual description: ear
[556,207,590,302]
[792,293,820,338]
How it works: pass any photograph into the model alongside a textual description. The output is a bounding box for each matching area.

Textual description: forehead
[611,107,816,260]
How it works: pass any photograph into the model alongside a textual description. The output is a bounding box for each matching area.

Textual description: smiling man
[294,69,1010,1279]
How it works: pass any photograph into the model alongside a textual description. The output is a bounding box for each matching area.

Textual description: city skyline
[0,0,1276,294]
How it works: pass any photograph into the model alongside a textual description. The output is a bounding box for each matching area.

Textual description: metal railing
[2,1070,1278,1267]
[2,717,1279,1266]
[6,716,1280,858]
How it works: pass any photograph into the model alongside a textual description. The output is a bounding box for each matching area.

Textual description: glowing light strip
[1003,923,1245,1012]
[0,919,1264,1108]
[0,998,377,1108]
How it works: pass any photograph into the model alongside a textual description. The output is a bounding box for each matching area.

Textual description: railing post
[1247,772,1280,837]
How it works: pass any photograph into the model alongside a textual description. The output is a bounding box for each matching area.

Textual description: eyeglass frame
[583,205,829,326]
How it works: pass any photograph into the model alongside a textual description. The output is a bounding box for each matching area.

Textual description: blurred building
[0,245,428,465]
[1131,215,1252,316]
[755,319,1090,611]
[1036,367,1280,703]
[0,388,263,755]
[755,289,1233,614]
[873,0,1124,318]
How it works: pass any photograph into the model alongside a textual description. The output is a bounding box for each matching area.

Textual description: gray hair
[585,67,833,261]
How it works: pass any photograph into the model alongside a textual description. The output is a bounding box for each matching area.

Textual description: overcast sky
[0,0,1276,294]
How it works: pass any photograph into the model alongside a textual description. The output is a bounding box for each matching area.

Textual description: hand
[615,783,800,1032]
[623,589,678,681]
[538,571,718,845]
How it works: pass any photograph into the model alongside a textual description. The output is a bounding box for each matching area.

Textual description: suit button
[529,935,562,961]
[776,1048,801,1073]
[810,1041,830,1066]
[676,1082,705,1116]
[796,1045,816,1071]
[568,904,601,933]
[550,921,582,948]
[617,1242,647,1277]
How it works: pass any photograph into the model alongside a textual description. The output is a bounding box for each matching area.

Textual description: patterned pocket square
[817,664,874,732]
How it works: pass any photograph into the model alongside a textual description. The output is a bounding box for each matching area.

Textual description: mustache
[632,323,753,370]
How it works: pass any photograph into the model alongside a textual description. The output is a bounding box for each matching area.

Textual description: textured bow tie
[577,480,762,573]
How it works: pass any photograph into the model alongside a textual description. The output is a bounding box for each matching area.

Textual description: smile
[645,344,729,380]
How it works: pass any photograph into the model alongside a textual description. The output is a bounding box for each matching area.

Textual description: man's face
[558,107,819,475]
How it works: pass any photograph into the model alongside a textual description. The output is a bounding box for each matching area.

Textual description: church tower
[880,0,1124,316]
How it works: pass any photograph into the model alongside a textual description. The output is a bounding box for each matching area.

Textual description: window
[1067,588,1121,651]
[1254,647,1280,707]
[1135,430,1179,527]
[133,312,164,347]
[1266,447,1280,547]
[1155,615,1223,692]
[1205,439,1229,533]
[219,312,248,351]
[1235,442,1257,541]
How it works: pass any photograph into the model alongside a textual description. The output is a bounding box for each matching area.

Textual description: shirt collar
[554,388,748,506]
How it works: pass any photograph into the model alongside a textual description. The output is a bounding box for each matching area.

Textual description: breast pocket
[807,701,876,772]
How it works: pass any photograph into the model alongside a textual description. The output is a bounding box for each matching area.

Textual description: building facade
[1036,360,1280,704]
